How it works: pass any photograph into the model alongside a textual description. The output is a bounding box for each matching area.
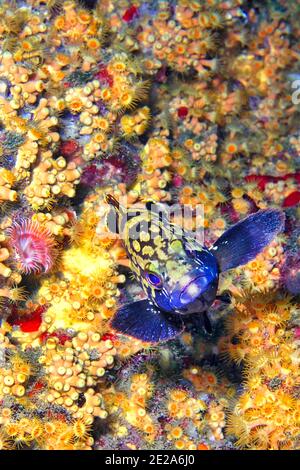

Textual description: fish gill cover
[0,0,299,451]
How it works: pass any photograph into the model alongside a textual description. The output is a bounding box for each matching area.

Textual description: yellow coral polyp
[69,97,84,113]
[21,39,34,52]
[171,426,183,439]
[77,10,91,25]
[170,389,187,402]
[90,285,106,301]
[86,37,100,49]
[72,418,92,440]
[94,117,109,132]
[120,90,135,108]
[101,88,111,101]
[231,187,244,199]
[54,16,65,30]
[112,61,127,73]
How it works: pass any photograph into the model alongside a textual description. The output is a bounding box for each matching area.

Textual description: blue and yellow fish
[106,195,285,343]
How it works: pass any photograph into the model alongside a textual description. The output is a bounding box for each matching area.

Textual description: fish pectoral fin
[110,299,184,343]
[210,209,285,272]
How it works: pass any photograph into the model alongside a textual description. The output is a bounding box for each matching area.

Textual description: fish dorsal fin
[210,209,285,272]
[106,194,121,210]
[105,194,125,234]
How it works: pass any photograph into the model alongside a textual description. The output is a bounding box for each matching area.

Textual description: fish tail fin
[210,209,285,272]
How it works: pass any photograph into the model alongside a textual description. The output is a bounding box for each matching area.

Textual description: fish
[105,195,285,343]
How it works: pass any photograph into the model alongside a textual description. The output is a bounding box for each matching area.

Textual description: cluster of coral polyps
[221,292,300,449]
[39,332,115,417]
[24,156,82,210]
[0,0,299,451]
[99,355,236,450]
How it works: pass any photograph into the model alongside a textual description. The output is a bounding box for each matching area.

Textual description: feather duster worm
[7,219,57,274]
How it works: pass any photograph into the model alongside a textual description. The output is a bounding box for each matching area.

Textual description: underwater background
[0,0,299,450]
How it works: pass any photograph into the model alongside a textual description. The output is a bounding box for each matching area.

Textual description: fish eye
[145,271,163,288]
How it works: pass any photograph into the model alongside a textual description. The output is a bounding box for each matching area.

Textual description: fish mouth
[170,274,208,310]
[179,275,207,305]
